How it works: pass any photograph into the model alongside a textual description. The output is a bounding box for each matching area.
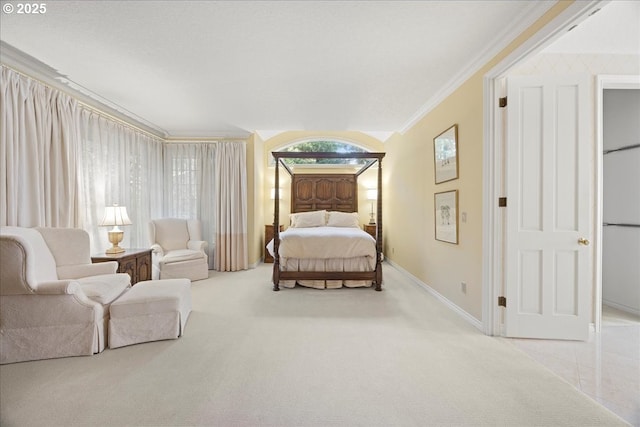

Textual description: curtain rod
[77,102,165,142]
[1,64,168,142]
[165,137,248,143]
[77,103,166,142]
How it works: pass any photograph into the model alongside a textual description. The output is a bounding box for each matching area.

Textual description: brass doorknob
[578,237,590,246]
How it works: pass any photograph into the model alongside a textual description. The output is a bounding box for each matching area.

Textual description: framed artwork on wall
[433,124,459,184]
[434,190,458,244]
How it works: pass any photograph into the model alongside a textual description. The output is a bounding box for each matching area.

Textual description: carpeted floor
[0,263,629,426]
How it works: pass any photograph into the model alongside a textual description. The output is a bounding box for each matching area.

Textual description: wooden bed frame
[271,151,385,291]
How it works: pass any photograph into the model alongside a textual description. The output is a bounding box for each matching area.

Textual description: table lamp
[99,204,132,254]
[367,189,377,225]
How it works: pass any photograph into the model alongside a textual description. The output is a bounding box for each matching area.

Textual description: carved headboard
[291,174,357,213]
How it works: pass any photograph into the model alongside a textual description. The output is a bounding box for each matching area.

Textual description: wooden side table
[264,224,283,263]
[92,248,152,285]
[364,224,377,240]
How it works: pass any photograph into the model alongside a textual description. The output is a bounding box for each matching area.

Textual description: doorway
[597,79,640,326]
[482,0,640,338]
[480,3,640,422]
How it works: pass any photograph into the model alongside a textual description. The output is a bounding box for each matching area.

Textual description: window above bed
[270,140,369,167]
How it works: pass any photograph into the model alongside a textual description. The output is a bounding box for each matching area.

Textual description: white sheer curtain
[163,143,216,269]
[78,110,164,253]
[1,66,81,227]
[214,141,248,271]
[2,67,248,269]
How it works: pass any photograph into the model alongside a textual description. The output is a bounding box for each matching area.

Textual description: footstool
[108,279,192,349]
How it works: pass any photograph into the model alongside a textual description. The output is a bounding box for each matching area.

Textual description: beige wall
[247,134,265,266]
[383,1,576,321]
[384,79,484,319]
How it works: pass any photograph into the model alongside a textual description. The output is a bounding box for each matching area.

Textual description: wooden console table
[91,248,152,285]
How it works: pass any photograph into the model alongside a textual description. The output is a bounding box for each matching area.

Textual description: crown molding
[256,129,394,144]
[164,134,251,143]
[255,130,288,141]
[1,42,253,141]
[1,41,170,139]
[398,1,556,135]
[358,131,395,143]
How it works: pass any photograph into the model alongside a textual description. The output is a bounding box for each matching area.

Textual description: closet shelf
[603,143,640,155]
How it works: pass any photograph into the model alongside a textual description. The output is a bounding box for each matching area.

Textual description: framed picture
[434,190,458,244]
[433,124,459,184]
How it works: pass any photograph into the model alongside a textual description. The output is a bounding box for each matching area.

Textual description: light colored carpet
[0,263,629,426]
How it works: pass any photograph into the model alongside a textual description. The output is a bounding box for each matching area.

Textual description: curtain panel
[78,110,164,253]
[163,143,216,269]
[214,141,248,271]
[2,66,249,272]
[1,66,81,228]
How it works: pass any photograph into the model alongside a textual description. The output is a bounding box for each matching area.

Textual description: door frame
[481,0,605,336]
[595,75,640,332]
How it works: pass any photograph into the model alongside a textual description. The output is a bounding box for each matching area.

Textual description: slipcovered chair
[0,227,131,364]
[148,218,209,281]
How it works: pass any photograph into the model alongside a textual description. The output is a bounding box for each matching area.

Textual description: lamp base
[369,201,376,225]
[105,245,125,254]
[106,230,125,254]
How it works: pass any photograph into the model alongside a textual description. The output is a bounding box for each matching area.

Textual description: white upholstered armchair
[0,227,131,364]
[148,219,209,281]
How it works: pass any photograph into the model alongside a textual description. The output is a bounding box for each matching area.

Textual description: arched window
[272,140,368,165]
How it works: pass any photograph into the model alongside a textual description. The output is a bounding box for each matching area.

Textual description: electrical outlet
[461,282,467,294]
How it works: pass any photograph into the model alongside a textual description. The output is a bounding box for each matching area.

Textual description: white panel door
[504,75,591,340]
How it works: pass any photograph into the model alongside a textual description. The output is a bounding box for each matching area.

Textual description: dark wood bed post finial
[272,155,281,291]
[375,156,383,291]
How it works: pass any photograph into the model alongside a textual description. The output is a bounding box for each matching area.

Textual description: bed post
[375,156,383,291]
[269,151,384,292]
[272,155,281,291]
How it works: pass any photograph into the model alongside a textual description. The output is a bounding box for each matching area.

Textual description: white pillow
[327,211,359,228]
[290,210,327,228]
[289,212,302,227]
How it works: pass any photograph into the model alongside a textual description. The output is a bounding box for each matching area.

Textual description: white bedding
[267,226,377,289]
[266,226,376,260]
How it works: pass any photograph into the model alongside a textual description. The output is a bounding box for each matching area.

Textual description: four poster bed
[269,151,385,291]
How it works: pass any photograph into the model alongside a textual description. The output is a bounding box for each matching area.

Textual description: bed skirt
[278,256,375,289]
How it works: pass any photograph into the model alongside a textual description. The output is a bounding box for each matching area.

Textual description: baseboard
[386,260,484,332]
[603,300,640,317]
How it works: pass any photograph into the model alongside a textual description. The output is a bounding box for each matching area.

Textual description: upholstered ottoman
[108,279,191,349]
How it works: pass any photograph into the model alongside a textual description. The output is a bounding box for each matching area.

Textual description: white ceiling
[1,1,636,139]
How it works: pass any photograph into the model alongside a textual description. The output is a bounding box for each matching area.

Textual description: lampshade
[270,188,282,200]
[99,205,132,227]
